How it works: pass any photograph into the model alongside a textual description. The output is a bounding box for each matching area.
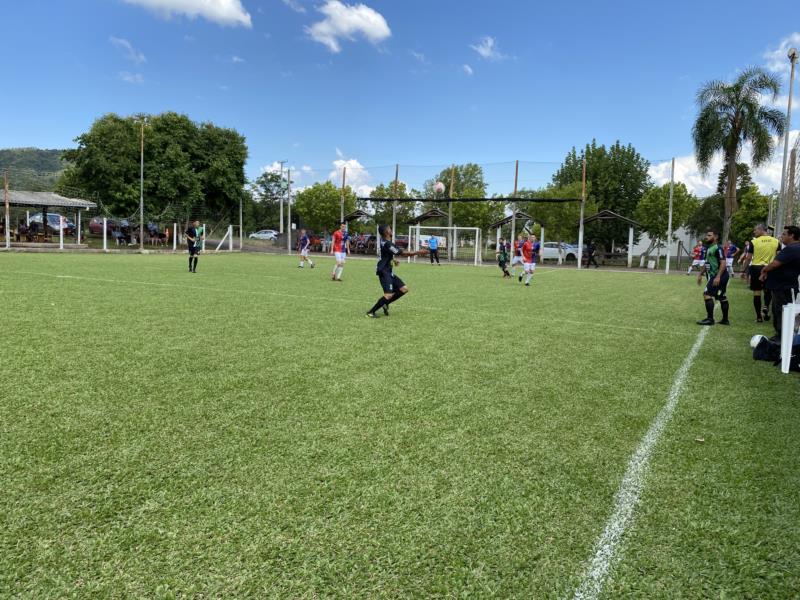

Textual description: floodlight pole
[278,160,287,233]
[665,157,675,274]
[577,159,586,269]
[776,48,798,235]
[788,148,797,225]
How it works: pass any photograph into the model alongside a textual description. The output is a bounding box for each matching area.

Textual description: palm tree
[693,67,785,241]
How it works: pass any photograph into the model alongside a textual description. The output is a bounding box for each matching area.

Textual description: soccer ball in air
[433,181,446,194]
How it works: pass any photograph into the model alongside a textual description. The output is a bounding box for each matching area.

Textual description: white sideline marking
[573,327,708,600]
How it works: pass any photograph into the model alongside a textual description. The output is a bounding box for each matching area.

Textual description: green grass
[1,252,798,598]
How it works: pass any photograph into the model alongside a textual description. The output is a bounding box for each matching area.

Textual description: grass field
[1,251,799,598]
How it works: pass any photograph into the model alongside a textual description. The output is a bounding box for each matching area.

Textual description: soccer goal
[407,225,482,265]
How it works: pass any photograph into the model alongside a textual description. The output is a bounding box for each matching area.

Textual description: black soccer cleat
[518,275,523,282]
[718,319,730,325]
[382,305,389,316]
[696,318,715,326]
[366,312,380,318]
[762,308,770,322]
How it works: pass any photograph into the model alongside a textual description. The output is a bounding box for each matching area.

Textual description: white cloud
[329,154,373,197]
[462,64,474,76]
[306,1,391,53]
[649,130,799,197]
[470,36,506,61]
[764,32,800,72]
[231,55,245,63]
[109,37,146,63]
[409,50,427,64]
[123,0,251,27]
[118,71,144,84]
[282,0,307,13]
[183,34,195,42]
[219,84,229,91]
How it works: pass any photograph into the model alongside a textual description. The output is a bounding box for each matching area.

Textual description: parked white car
[249,229,278,240]
[541,242,579,261]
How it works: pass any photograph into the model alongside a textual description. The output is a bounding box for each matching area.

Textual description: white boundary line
[573,327,709,600]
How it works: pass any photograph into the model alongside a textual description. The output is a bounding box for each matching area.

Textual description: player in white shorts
[297,229,314,268]
[330,221,350,281]
[510,234,524,278]
[520,234,541,286]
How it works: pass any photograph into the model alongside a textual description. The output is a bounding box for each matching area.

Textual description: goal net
[406,225,482,265]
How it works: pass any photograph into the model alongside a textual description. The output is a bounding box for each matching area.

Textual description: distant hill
[0,147,71,191]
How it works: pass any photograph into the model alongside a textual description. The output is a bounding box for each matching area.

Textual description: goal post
[407,225,482,266]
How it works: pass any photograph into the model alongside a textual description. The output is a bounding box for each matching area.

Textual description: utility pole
[788,148,797,226]
[278,160,287,233]
[136,116,148,252]
[665,157,675,274]
[577,159,587,269]
[4,170,9,250]
[510,160,519,251]
[776,47,798,234]
[392,164,399,242]
[448,165,455,260]
[340,166,347,223]
[286,168,292,253]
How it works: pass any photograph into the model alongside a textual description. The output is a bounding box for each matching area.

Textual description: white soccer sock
[525,273,532,284]
[336,266,343,279]
[511,266,517,276]
[299,261,304,267]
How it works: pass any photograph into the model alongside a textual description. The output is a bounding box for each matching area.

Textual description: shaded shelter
[5,190,97,246]
[577,209,642,267]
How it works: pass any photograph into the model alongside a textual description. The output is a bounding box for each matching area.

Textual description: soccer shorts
[704,273,730,298]
[301,248,310,257]
[188,245,201,256]
[523,262,535,273]
[726,258,734,270]
[748,266,765,291]
[334,252,347,262]
[378,270,405,294]
[511,256,523,266]
[691,259,704,267]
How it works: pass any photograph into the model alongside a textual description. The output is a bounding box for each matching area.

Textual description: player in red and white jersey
[330,222,350,281]
[520,234,541,286]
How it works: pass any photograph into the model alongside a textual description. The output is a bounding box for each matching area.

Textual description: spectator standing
[759,226,800,341]
[428,234,441,265]
[586,240,599,269]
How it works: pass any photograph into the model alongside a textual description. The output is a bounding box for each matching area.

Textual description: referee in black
[366,225,427,318]
[185,220,204,273]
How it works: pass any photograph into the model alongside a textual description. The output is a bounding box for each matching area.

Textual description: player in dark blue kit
[366,225,427,318]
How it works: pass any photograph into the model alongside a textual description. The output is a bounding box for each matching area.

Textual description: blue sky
[2,0,798,196]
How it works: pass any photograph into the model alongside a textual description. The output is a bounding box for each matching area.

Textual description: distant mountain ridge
[0,147,70,191]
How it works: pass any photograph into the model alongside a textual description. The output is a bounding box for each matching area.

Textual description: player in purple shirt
[297,229,315,269]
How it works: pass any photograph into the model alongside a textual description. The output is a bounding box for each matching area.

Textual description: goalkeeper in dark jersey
[366,225,427,318]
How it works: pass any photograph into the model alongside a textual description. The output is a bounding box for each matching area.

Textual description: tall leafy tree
[249,171,288,230]
[686,194,725,237]
[514,182,594,243]
[293,181,357,232]
[634,182,699,244]
[730,185,771,245]
[692,67,785,241]
[60,112,247,226]
[552,140,651,248]
[369,181,418,227]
